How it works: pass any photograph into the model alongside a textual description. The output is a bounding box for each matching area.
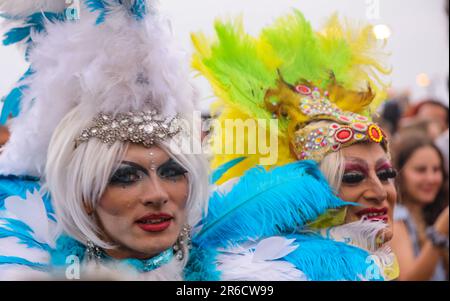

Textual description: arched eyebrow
[376,158,392,167]
[344,157,369,169]
[121,161,149,176]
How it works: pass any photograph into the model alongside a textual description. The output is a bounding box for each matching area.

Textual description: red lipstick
[136,213,173,232]
[355,207,389,223]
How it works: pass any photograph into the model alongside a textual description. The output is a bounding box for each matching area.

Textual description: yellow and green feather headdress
[193,10,391,184]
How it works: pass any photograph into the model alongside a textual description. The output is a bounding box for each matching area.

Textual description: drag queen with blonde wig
[184,10,400,281]
[0,0,209,280]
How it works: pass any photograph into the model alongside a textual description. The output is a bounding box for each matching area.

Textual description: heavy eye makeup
[157,159,188,180]
[342,161,397,185]
[109,162,148,186]
[376,163,397,182]
[108,159,188,186]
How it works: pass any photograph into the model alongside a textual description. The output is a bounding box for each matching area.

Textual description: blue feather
[0,256,50,272]
[283,233,384,281]
[0,218,34,234]
[0,67,34,124]
[129,0,147,20]
[0,86,26,124]
[0,218,52,252]
[86,0,148,24]
[184,246,221,281]
[210,157,247,184]
[0,13,23,21]
[0,176,55,221]
[50,236,86,268]
[195,161,351,249]
[85,0,112,24]
[2,12,66,47]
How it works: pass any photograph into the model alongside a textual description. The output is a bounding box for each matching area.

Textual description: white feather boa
[0,0,67,17]
[216,237,307,281]
[0,188,186,280]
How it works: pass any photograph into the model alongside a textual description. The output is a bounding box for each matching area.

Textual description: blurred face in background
[401,146,443,206]
[417,103,449,132]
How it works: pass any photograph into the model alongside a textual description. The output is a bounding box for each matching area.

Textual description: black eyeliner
[157,158,188,178]
[121,161,150,176]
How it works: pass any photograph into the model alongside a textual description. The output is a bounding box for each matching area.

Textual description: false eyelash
[157,159,188,179]
[342,172,365,184]
[377,168,397,181]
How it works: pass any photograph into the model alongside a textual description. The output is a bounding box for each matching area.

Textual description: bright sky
[1,0,449,113]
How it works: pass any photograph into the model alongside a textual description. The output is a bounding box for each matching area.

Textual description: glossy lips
[355,207,389,223]
[136,213,173,232]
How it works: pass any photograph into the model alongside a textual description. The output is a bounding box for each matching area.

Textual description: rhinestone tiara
[75,110,182,148]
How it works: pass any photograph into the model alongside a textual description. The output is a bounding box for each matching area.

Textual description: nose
[141,176,169,207]
[362,174,388,205]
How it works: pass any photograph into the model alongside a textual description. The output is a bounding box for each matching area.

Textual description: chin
[418,197,437,206]
[135,237,177,257]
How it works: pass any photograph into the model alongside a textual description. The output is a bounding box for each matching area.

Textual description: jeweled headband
[265,80,389,163]
[75,110,182,148]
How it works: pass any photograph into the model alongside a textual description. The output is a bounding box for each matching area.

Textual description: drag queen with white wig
[0,0,209,280]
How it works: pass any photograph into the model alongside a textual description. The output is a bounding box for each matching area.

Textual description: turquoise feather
[195,160,351,249]
[283,233,383,281]
[210,156,247,184]
[0,256,50,272]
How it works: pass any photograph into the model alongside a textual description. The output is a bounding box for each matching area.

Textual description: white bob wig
[45,106,210,250]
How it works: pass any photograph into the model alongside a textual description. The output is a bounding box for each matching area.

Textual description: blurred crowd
[377,94,449,281]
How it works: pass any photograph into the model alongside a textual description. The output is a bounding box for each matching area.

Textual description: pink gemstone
[295,85,312,95]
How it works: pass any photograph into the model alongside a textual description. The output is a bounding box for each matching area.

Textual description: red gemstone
[371,128,380,139]
[296,85,312,95]
[335,128,354,143]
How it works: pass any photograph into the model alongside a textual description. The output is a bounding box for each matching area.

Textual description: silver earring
[173,224,192,261]
[86,241,104,263]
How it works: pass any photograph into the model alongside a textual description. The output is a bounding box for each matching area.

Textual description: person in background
[403,100,449,134]
[398,119,444,141]
[391,135,449,281]
[435,129,449,174]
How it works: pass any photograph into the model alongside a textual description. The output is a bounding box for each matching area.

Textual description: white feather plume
[0,1,197,177]
[315,219,389,252]
[216,236,307,281]
[3,189,59,248]
[0,0,67,17]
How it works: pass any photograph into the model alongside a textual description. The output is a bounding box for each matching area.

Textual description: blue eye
[110,166,146,186]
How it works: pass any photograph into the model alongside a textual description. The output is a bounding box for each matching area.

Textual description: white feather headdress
[0,0,196,177]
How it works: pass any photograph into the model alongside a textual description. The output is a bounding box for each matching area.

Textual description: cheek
[98,188,135,216]
[338,186,362,204]
[403,170,422,186]
[402,172,422,195]
[96,187,141,230]
[432,173,444,187]
[165,177,190,211]
[386,183,397,211]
